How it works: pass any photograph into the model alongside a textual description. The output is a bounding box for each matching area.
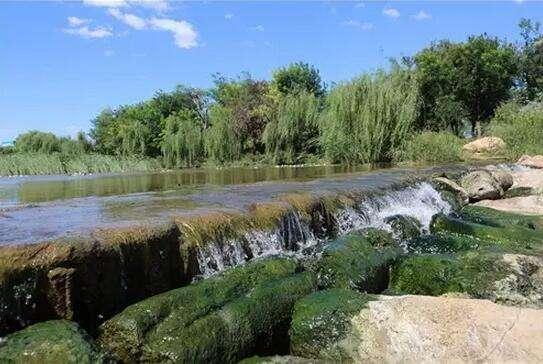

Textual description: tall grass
[320,69,419,164]
[394,132,464,164]
[263,91,321,164]
[0,153,160,176]
[488,101,543,159]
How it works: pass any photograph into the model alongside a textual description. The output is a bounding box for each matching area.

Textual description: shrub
[320,69,419,164]
[488,101,543,158]
[394,132,464,164]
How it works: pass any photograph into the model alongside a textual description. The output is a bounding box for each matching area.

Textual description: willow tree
[320,69,419,164]
[263,91,320,164]
[204,105,241,164]
[160,111,204,168]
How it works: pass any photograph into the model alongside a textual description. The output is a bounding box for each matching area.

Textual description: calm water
[0,164,468,245]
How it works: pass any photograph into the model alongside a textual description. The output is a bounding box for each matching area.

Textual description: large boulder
[433,177,469,207]
[350,295,543,363]
[485,166,514,191]
[462,136,505,153]
[0,320,106,363]
[384,214,421,242]
[519,155,543,169]
[475,195,543,216]
[460,170,504,201]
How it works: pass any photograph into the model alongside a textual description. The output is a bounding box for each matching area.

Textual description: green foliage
[161,111,205,168]
[320,68,419,164]
[271,62,324,97]
[414,35,518,134]
[263,91,321,164]
[204,105,242,164]
[394,132,464,164]
[517,18,543,101]
[488,101,543,158]
[14,130,91,156]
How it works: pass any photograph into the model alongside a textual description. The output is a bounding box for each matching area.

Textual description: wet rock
[462,136,505,153]
[289,289,375,360]
[519,154,543,169]
[97,257,301,363]
[460,170,503,201]
[312,229,401,292]
[384,214,421,241]
[0,320,106,363]
[47,267,76,320]
[350,295,543,363]
[504,186,535,198]
[433,176,469,207]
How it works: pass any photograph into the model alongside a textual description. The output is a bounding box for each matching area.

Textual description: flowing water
[0,164,468,247]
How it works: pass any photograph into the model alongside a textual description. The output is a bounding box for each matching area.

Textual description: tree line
[10,19,543,167]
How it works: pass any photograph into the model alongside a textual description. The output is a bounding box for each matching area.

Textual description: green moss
[407,231,496,254]
[460,205,543,231]
[313,229,401,292]
[390,252,510,298]
[141,272,316,363]
[385,214,421,241]
[0,320,106,364]
[289,289,375,360]
[97,257,299,362]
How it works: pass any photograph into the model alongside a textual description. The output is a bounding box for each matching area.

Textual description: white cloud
[342,19,373,30]
[411,10,431,21]
[148,17,198,49]
[83,0,127,8]
[225,13,234,20]
[251,25,264,32]
[67,16,89,27]
[383,7,400,19]
[63,26,113,39]
[108,9,147,29]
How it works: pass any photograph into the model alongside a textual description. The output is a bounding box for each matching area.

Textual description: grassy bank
[0,153,160,176]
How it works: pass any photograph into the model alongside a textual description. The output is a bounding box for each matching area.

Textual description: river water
[0,164,469,246]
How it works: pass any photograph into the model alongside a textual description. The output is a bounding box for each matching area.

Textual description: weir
[0,180,452,337]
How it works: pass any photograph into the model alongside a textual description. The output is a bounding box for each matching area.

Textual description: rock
[460,170,504,201]
[462,136,505,153]
[510,168,543,191]
[97,257,302,363]
[485,166,514,191]
[504,186,535,198]
[384,215,421,241]
[519,154,543,169]
[433,177,469,207]
[240,356,323,364]
[493,254,543,308]
[350,295,543,363]
[0,320,106,363]
[47,267,76,320]
[289,289,375,360]
[311,229,401,292]
[460,205,543,231]
[475,195,543,216]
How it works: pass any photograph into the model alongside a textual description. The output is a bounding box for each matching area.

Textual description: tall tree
[271,62,324,97]
[518,18,543,101]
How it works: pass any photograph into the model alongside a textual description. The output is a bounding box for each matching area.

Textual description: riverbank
[0,161,542,362]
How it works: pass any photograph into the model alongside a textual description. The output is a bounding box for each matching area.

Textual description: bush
[488,101,543,158]
[320,69,419,164]
[394,132,464,164]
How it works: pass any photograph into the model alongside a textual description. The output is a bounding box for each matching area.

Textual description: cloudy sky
[0,0,541,142]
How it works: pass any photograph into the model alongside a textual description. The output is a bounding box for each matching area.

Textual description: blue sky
[1,0,541,142]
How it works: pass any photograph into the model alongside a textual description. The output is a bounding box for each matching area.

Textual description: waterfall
[195,182,451,278]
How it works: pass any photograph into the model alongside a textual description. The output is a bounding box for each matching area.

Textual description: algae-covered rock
[460,205,543,231]
[350,295,543,363]
[407,232,487,254]
[384,214,421,241]
[97,257,300,363]
[460,170,504,201]
[289,289,375,360]
[312,229,401,292]
[141,272,316,363]
[0,320,106,363]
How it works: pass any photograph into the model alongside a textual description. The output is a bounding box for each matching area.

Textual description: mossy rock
[504,186,535,199]
[312,229,401,292]
[389,252,510,298]
[407,231,499,255]
[0,320,106,363]
[141,272,316,363]
[289,289,375,360]
[384,214,421,242]
[97,257,300,363]
[430,214,543,253]
[460,205,543,231]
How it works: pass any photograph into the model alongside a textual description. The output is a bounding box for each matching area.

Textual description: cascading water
[196,182,451,278]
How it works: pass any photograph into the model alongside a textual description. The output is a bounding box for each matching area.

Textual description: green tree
[204,105,242,164]
[518,18,543,101]
[160,111,204,168]
[271,62,324,97]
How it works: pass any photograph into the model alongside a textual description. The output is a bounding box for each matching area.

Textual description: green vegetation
[2,18,542,176]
